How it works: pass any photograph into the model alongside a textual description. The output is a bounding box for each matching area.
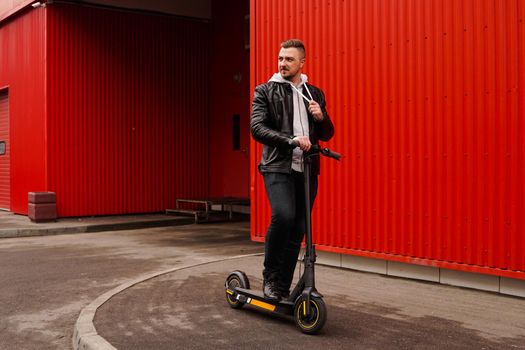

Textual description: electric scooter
[225,143,341,334]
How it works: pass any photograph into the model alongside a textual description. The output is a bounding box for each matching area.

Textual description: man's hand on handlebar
[292,136,311,151]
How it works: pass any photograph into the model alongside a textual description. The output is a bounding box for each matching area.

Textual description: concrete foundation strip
[73,253,263,350]
[0,217,195,239]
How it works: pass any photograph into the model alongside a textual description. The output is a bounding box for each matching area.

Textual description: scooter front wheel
[225,271,250,309]
[293,296,327,334]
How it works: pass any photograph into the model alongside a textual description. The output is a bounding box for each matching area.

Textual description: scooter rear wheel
[293,296,327,334]
[225,271,250,309]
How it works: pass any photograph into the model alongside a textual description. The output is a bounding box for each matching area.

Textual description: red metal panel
[516,0,525,273]
[251,0,525,280]
[46,3,211,216]
[209,0,250,198]
[0,90,10,210]
[0,7,47,214]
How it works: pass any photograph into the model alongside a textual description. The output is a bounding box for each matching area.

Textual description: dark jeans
[262,170,318,293]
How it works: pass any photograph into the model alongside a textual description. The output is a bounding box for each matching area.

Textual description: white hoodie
[268,73,313,172]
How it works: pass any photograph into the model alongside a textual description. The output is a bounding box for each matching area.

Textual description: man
[250,39,334,301]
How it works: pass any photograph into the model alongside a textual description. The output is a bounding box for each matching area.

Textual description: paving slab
[94,255,525,350]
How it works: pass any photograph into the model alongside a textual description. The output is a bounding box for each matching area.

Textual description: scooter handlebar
[320,147,342,161]
[289,140,342,161]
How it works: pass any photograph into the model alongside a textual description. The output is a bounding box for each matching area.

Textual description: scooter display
[224,143,341,334]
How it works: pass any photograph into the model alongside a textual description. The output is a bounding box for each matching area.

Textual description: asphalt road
[0,221,260,350]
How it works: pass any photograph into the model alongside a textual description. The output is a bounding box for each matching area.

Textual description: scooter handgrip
[322,148,342,161]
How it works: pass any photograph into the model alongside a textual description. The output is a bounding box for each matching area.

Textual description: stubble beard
[280,69,299,82]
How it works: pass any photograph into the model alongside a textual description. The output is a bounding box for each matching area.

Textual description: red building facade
[250,0,525,281]
[0,0,523,283]
[0,4,47,214]
[0,0,250,217]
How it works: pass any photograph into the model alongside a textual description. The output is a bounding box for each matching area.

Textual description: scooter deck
[231,287,295,315]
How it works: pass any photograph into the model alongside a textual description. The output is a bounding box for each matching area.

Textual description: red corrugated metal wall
[47,3,211,216]
[209,0,250,198]
[0,7,47,214]
[0,89,10,210]
[251,0,525,279]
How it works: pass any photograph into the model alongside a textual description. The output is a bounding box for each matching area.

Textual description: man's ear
[300,58,305,68]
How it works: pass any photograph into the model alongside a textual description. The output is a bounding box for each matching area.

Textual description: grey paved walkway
[1,215,524,350]
[94,255,525,350]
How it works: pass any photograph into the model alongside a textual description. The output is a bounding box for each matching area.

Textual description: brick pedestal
[28,192,57,222]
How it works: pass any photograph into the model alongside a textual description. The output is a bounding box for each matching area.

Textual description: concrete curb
[73,253,263,350]
[0,217,195,239]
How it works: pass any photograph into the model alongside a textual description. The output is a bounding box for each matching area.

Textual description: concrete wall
[78,0,211,19]
[309,250,525,299]
[0,0,29,19]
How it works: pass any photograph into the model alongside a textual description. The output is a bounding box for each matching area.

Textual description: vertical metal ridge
[511,1,525,270]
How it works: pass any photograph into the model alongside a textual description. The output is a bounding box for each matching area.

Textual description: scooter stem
[304,156,313,258]
[303,155,315,317]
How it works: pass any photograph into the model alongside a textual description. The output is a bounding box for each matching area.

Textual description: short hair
[280,39,306,58]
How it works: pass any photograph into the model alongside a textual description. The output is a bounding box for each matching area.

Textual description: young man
[250,39,335,301]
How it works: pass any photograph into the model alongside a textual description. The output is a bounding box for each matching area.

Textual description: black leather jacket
[250,81,335,175]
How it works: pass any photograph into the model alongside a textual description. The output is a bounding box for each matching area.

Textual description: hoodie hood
[269,73,309,87]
